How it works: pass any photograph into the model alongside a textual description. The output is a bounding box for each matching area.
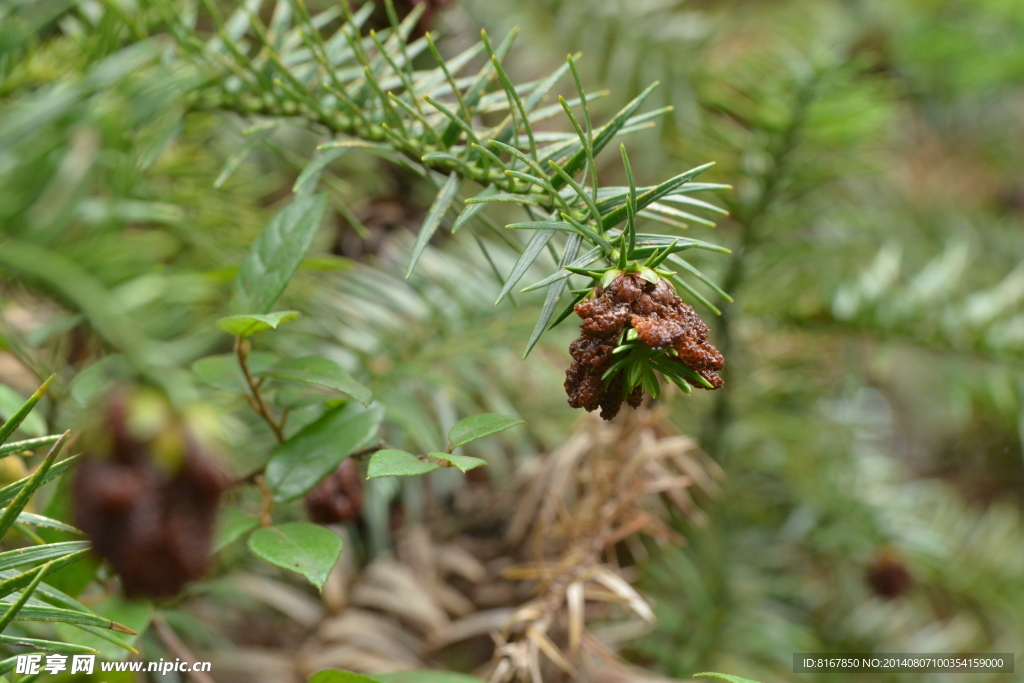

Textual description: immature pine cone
[565,272,725,420]
[73,389,229,599]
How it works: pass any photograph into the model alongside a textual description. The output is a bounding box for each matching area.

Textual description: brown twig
[233,335,284,443]
[151,614,218,683]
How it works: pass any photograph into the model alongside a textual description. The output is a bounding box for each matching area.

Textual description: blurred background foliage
[2,0,1024,681]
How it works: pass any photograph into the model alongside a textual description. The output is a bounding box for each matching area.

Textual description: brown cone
[565,273,724,420]
[72,390,229,599]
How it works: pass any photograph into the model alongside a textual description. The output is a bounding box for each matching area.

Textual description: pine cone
[73,389,229,599]
[564,272,725,419]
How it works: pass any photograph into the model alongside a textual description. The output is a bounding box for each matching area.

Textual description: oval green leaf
[247,523,343,591]
[429,453,486,473]
[217,311,300,337]
[257,357,371,405]
[447,413,524,450]
[266,403,383,502]
[214,508,259,552]
[233,193,329,313]
[367,450,438,479]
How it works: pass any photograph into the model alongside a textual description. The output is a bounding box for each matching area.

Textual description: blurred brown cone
[72,388,230,599]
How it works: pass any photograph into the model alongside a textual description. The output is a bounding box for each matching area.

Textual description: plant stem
[233,336,285,443]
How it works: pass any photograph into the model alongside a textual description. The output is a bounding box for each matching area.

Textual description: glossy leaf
[367,449,438,478]
[448,413,524,450]
[248,523,343,591]
[266,403,383,502]
[233,193,329,313]
[217,311,300,337]
[256,357,371,405]
[430,452,486,473]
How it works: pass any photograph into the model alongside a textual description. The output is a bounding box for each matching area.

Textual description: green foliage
[265,402,382,502]
[247,522,344,591]
[0,380,137,670]
[217,311,301,336]
[447,413,524,450]
[232,193,330,314]
[257,357,372,405]
[367,449,439,479]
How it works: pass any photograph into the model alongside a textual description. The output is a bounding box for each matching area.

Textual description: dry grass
[205,408,722,683]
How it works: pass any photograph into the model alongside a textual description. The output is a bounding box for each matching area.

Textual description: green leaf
[451,185,496,233]
[0,376,53,445]
[552,81,659,189]
[6,511,82,535]
[601,163,716,230]
[495,228,554,305]
[0,633,97,654]
[0,561,49,633]
[233,193,329,313]
[0,436,61,458]
[375,672,488,683]
[367,449,438,478]
[406,172,461,278]
[429,452,487,473]
[309,670,383,683]
[266,403,383,502]
[247,523,343,591]
[54,593,149,659]
[0,386,46,439]
[191,353,277,393]
[5,603,137,632]
[294,148,350,195]
[0,433,68,540]
[0,542,90,573]
[448,413,524,450]
[214,508,259,552]
[693,673,762,683]
[256,357,371,405]
[525,234,582,357]
[217,311,300,337]
[0,456,80,509]
[0,551,91,602]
